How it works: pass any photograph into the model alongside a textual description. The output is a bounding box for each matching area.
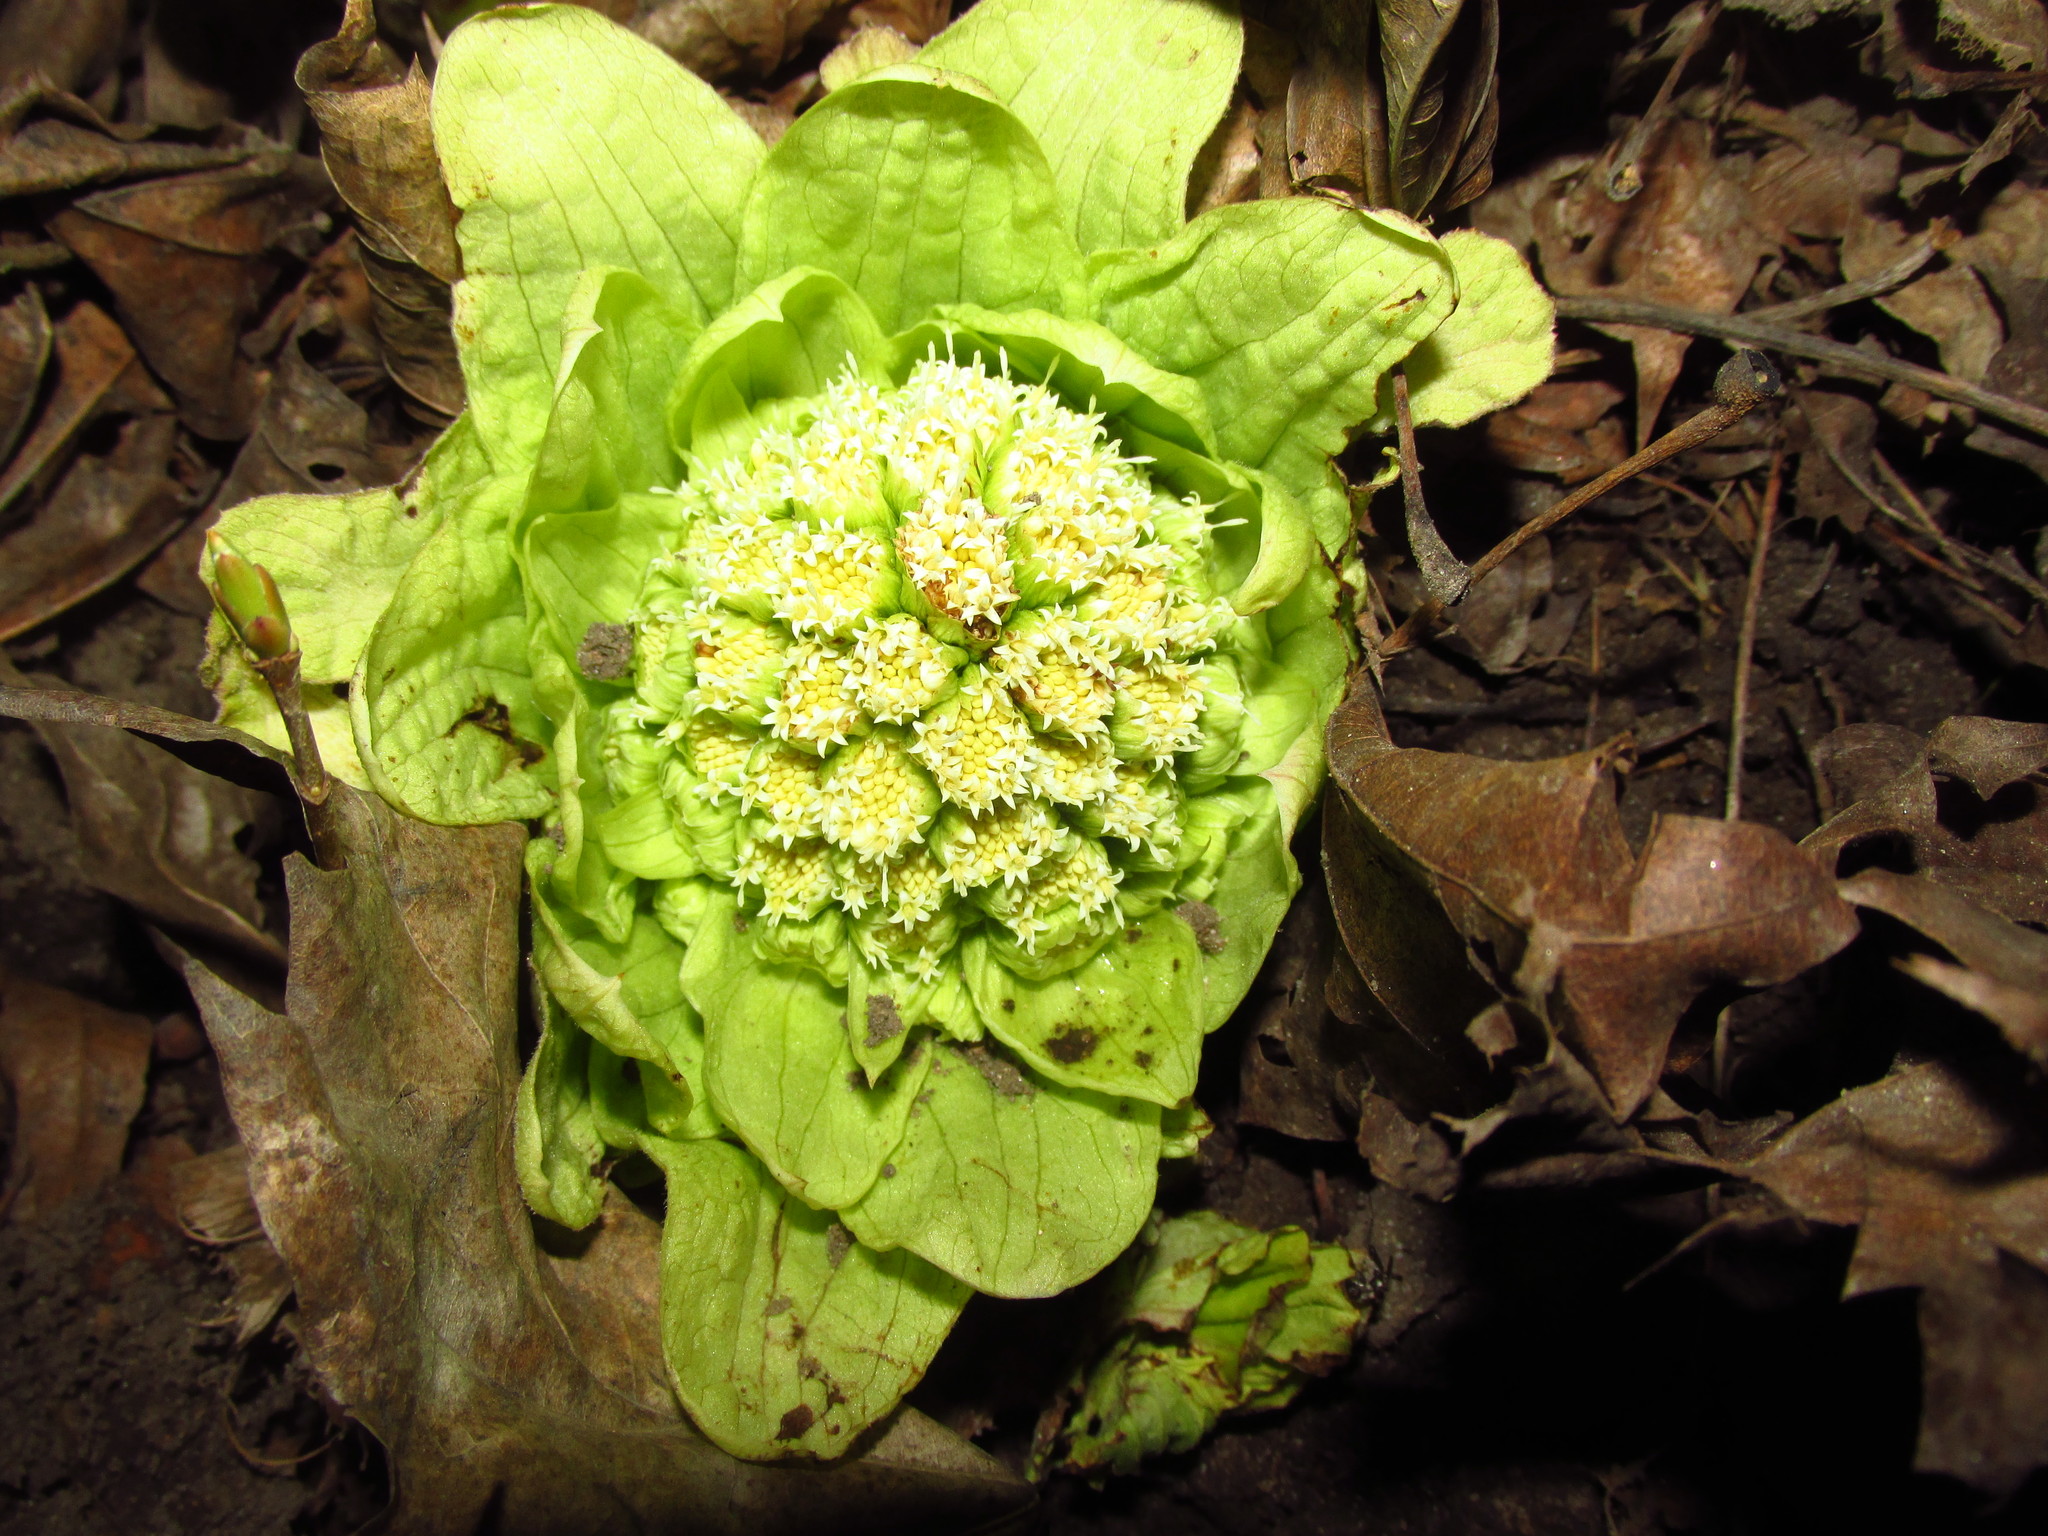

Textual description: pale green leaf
[1187,788,1297,1033]
[669,268,893,467]
[843,1042,1160,1297]
[964,915,1203,1106]
[921,0,1241,253]
[1091,199,1455,552]
[433,4,762,464]
[1378,230,1555,429]
[734,66,1083,334]
[513,990,606,1228]
[646,1136,969,1459]
[684,890,934,1209]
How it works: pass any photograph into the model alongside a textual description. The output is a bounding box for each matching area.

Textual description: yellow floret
[994,614,1115,738]
[1076,554,1178,660]
[1092,760,1180,853]
[818,734,934,863]
[772,522,892,639]
[896,484,1017,631]
[735,836,836,921]
[878,845,951,928]
[910,672,1038,811]
[936,799,1063,893]
[1031,732,1118,806]
[847,614,954,723]
[986,834,1122,952]
[687,610,786,716]
[741,743,828,844]
[888,357,1019,493]
[684,716,755,797]
[1115,660,1205,761]
[765,642,864,750]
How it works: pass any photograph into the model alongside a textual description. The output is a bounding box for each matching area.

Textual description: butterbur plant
[205,0,1549,1461]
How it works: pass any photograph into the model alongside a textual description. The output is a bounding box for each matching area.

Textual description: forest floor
[4,2,2048,1533]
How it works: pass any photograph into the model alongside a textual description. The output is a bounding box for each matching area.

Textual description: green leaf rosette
[201,0,1552,1462]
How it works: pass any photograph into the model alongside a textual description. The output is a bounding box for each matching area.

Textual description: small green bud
[206,531,293,660]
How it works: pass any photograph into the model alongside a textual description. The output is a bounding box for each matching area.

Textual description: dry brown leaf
[1805,716,2048,924]
[47,154,333,440]
[1237,888,1353,1142]
[0,116,254,200]
[1845,213,2005,384]
[0,283,48,468]
[1326,683,1859,1121]
[0,662,283,988]
[0,967,151,1222]
[167,1143,262,1245]
[1789,386,1877,531]
[639,0,841,81]
[0,408,210,641]
[298,0,465,419]
[1841,868,2048,1065]
[1737,1060,2048,1493]
[0,299,133,523]
[0,0,125,95]
[1523,121,1776,446]
[174,780,1027,1533]
[1483,379,1630,483]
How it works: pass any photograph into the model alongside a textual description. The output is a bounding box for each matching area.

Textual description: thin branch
[1725,450,1784,821]
[1392,370,1469,606]
[1551,292,2048,441]
[1606,1,1721,200]
[1744,235,1938,323]
[1379,350,1783,658]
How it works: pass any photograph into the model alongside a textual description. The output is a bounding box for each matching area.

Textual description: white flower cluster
[617,357,1236,979]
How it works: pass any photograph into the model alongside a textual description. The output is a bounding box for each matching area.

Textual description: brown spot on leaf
[774,1404,815,1441]
[963,1042,1033,1098]
[763,1294,793,1317]
[450,697,545,767]
[865,993,903,1048]
[1175,900,1226,954]
[1045,1027,1098,1064]
[575,621,633,682]
[825,1223,852,1269]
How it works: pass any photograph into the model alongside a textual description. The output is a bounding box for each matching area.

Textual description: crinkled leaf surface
[844,1041,1161,1296]
[734,65,1082,333]
[920,0,1241,253]
[1092,198,1455,551]
[686,891,933,1210]
[647,1136,970,1460]
[1383,228,1554,429]
[175,775,1026,1531]
[433,4,760,464]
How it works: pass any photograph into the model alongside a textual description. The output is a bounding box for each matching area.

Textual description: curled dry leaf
[1733,1060,2048,1494]
[1237,885,1354,1143]
[47,153,334,440]
[0,662,282,988]
[166,772,1025,1532]
[1324,680,1859,1132]
[0,967,152,1222]
[298,0,465,419]
[0,113,255,201]
[1804,716,2048,924]
[0,0,126,95]
[0,299,134,525]
[0,284,50,467]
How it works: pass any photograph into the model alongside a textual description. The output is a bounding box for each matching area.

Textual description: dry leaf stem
[1606,1,1721,200]
[1725,447,1784,821]
[1744,234,1939,323]
[1551,292,2048,441]
[1392,369,1470,606]
[251,651,343,866]
[1381,350,1782,658]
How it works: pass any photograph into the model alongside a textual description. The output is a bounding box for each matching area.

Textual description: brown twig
[250,651,345,868]
[1379,350,1783,659]
[1725,448,1785,821]
[1552,292,2048,441]
[1744,234,1940,323]
[1391,370,1469,606]
[1606,1,1721,200]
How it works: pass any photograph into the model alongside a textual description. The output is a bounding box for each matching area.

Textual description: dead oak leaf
[173,775,1025,1533]
[0,968,152,1222]
[1737,1060,2048,1494]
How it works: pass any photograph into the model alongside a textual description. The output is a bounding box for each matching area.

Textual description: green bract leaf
[1376,229,1555,430]
[843,1042,1161,1296]
[645,1136,969,1460]
[349,421,553,824]
[669,268,893,467]
[686,891,934,1209]
[1091,198,1456,552]
[514,990,607,1228]
[921,0,1241,254]
[964,913,1203,1106]
[734,66,1083,334]
[434,4,759,463]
